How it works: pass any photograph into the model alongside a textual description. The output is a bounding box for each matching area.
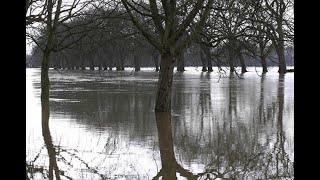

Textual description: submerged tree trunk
[261,56,268,73]
[238,51,247,73]
[228,49,235,73]
[153,53,160,71]
[120,56,125,71]
[200,48,207,72]
[177,52,185,72]
[98,63,102,70]
[89,59,94,70]
[108,57,113,70]
[103,62,108,70]
[207,57,213,72]
[202,45,213,72]
[134,54,140,71]
[277,27,287,74]
[155,54,175,112]
[41,46,61,180]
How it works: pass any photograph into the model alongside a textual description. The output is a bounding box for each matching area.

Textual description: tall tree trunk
[155,54,175,112]
[228,49,235,73]
[200,48,207,72]
[276,21,287,74]
[80,55,86,70]
[202,45,213,72]
[261,56,268,73]
[177,52,185,72]
[108,57,113,70]
[238,51,247,73]
[41,51,51,120]
[89,60,94,70]
[277,40,287,74]
[41,46,61,180]
[120,56,125,70]
[207,57,213,72]
[134,54,140,71]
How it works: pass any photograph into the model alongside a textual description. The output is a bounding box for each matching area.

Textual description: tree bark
[155,54,175,112]
[277,25,287,74]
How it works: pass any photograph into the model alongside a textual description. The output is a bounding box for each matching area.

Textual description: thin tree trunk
[155,54,175,112]
[42,99,61,180]
[120,56,125,71]
[134,54,140,71]
[207,57,213,72]
[41,51,51,119]
[89,60,94,70]
[228,49,235,73]
[277,21,287,74]
[238,52,247,73]
[277,39,287,74]
[261,56,268,73]
[177,53,185,72]
[202,45,213,72]
[153,53,159,71]
[41,47,62,180]
[200,49,207,72]
[108,57,113,70]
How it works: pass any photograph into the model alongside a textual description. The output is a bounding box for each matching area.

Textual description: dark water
[26,67,294,179]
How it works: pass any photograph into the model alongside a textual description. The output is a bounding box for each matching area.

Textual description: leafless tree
[248,0,293,74]
[121,0,214,112]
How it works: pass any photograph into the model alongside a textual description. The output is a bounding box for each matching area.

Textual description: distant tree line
[26,0,293,73]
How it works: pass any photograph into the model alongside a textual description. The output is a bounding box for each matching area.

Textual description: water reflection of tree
[153,112,207,180]
[163,74,293,179]
[26,81,116,179]
[202,75,293,179]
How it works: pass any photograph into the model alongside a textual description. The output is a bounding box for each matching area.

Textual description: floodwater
[26,67,294,180]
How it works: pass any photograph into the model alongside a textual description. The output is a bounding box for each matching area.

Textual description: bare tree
[121,0,214,112]
[249,0,293,74]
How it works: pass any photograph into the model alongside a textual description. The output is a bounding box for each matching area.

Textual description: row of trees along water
[26,0,293,112]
